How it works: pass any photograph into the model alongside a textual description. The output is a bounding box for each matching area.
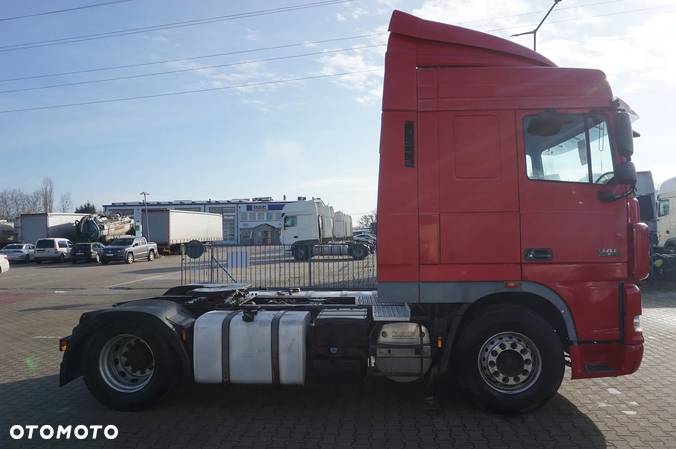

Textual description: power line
[486,3,674,34]
[0,44,385,94]
[0,0,355,53]
[0,33,382,83]
[456,0,634,27]
[0,69,380,114]
[0,0,134,22]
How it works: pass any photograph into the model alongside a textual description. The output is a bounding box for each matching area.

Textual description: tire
[59,254,65,263]
[24,255,30,263]
[35,260,42,264]
[147,250,155,262]
[72,259,77,264]
[102,260,110,265]
[95,254,101,264]
[82,323,178,410]
[126,252,134,264]
[293,245,311,261]
[351,244,368,260]
[454,304,564,414]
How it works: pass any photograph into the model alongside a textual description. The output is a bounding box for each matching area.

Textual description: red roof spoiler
[388,10,556,67]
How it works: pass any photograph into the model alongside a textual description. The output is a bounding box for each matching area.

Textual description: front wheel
[147,250,155,262]
[454,305,564,414]
[83,324,178,410]
[126,253,134,264]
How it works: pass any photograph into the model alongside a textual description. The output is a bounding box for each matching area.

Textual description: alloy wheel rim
[477,331,542,394]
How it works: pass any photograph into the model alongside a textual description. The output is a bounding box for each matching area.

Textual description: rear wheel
[126,253,134,264]
[454,305,564,414]
[83,324,177,410]
[148,250,155,262]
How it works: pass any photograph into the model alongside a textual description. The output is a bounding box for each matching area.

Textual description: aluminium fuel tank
[193,310,310,385]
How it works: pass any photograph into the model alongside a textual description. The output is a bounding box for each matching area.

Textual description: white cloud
[317,31,387,104]
[262,139,304,166]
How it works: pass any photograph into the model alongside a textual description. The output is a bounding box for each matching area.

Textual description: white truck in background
[281,200,368,260]
[657,176,676,248]
[141,209,223,254]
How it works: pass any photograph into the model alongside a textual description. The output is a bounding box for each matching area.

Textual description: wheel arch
[60,300,194,387]
[439,284,577,373]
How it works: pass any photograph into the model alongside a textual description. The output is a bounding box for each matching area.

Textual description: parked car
[71,242,105,264]
[0,254,9,274]
[0,243,34,263]
[353,233,376,252]
[34,238,73,263]
[101,236,157,264]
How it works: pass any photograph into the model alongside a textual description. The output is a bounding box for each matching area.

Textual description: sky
[0,0,674,221]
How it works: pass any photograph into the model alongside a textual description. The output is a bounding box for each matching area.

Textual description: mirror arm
[598,186,635,203]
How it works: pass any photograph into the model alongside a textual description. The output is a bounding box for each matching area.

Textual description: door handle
[524,248,553,261]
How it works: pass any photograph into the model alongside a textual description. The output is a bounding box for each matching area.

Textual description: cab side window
[58,241,67,249]
[659,199,670,217]
[524,113,615,184]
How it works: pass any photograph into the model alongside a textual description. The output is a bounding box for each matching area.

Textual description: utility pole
[512,0,562,52]
[140,191,150,241]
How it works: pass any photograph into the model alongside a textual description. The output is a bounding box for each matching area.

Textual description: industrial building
[103,197,305,245]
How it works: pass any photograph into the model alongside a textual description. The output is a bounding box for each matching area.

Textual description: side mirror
[614,111,634,157]
[615,160,637,185]
[597,161,637,202]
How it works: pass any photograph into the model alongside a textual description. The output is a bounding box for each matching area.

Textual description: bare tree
[59,192,73,213]
[358,210,377,232]
[0,188,44,220]
[39,177,54,213]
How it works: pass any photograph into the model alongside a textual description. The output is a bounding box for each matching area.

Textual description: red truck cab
[377,11,647,386]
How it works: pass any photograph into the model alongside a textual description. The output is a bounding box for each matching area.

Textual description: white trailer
[141,209,223,253]
[657,176,676,247]
[19,213,88,244]
[281,200,368,260]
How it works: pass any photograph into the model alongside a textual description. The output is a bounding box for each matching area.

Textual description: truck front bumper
[569,342,643,379]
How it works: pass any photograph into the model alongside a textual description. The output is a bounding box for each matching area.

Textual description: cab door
[517,110,628,341]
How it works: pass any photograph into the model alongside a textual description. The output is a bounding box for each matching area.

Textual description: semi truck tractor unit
[59,11,648,413]
[281,200,368,261]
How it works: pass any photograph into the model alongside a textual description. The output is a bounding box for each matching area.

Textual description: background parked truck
[19,213,87,244]
[281,199,368,260]
[141,209,223,254]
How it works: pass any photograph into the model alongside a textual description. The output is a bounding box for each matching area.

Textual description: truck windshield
[525,113,614,184]
[110,238,134,246]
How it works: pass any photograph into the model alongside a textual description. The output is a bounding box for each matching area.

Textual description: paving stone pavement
[1,282,675,449]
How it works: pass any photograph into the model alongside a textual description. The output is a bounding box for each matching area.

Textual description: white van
[34,238,73,263]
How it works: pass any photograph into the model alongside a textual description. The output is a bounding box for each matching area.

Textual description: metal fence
[180,243,377,290]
